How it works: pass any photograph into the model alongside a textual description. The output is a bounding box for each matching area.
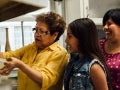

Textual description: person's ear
[53,32,58,40]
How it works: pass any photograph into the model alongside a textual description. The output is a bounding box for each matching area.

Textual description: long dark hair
[69,18,112,90]
[69,18,104,61]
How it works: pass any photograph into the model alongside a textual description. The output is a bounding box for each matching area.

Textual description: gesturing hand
[0,57,21,75]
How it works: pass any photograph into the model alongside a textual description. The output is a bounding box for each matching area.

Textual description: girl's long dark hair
[69,18,112,90]
[69,18,104,61]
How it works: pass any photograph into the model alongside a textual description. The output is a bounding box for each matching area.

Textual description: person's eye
[107,22,112,26]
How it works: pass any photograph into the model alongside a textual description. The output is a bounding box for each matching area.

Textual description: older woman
[0,12,69,90]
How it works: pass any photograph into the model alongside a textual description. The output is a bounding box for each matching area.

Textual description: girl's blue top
[64,53,106,90]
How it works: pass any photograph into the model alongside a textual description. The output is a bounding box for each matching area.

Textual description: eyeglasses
[32,28,50,36]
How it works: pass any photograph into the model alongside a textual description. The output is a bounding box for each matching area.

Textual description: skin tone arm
[0,57,43,86]
[90,63,108,90]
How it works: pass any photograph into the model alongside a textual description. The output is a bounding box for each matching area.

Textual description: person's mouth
[35,38,41,41]
[105,31,110,34]
[105,31,112,39]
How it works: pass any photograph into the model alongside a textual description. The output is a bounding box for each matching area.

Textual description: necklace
[106,41,120,53]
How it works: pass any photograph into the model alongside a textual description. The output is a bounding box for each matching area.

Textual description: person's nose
[103,24,109,31]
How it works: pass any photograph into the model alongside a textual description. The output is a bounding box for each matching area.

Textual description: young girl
[64,18,110,90]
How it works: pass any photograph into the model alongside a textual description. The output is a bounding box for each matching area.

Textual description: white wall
[64,0,81,24]
[64,0,120,25]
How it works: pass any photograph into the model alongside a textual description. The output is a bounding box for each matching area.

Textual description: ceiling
[0,0,49,22]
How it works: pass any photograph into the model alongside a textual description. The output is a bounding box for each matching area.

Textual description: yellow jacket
[3,42,69,90]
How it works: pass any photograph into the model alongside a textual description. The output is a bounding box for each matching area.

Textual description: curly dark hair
[36,11,66,41]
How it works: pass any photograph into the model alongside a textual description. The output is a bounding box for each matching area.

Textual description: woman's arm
[2,57,43,86]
